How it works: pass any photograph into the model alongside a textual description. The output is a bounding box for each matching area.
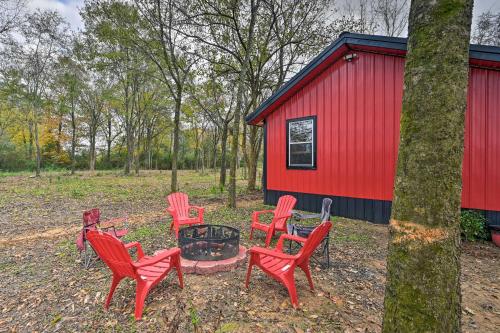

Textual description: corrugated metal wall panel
[461,68,500,212]
[266,51,500,213]
[266,52,404,201]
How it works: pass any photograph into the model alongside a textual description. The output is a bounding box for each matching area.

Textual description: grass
[0,169,257,203]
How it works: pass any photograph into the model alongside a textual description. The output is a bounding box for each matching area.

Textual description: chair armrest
[276,234,308,252]
[101,216,128,228]
[132,248,181,268]
[274,213,292,220]
[101,225,117,236]
[189,206,205,214]
[125,242,145,259]
[166,207,176,218]
[293,213,321,220]
[189,206,205,221]
[249,246,297,260]
[252,210,275,222]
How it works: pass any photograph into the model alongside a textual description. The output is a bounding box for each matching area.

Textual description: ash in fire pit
[178,224,240,261]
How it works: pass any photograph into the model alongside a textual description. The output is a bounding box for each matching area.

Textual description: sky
[28,0,500,34]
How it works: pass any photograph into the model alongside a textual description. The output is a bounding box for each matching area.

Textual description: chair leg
[134,282,150,321]
[83,242,95,269]
[169,221,174,232]
[105,275,122,309]
[245,257,254,288]
[174,256,184,288]
[264,230,273,247]
[300,263,314,290]
[283,274,299,308]
[249,227,254,240]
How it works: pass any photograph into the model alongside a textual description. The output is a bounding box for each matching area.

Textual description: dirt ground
[0,170,498,332]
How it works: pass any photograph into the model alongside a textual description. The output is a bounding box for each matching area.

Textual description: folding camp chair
[76,208,128,268]
[288,198,332,267]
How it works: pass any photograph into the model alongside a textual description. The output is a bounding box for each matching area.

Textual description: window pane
[289,119,313,143]
[289,143,313,166]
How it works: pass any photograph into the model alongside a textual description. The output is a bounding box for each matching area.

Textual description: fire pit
[178,224,240,261]
[177,225,246,274]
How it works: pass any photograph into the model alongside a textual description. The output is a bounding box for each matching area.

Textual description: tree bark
[70,101,76,175]
[382,0,473,332]
[228,0,259,208]
[219,122,229,188]
[171,94,182,192]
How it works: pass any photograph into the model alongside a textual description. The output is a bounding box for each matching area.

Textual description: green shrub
[460,210,488,241]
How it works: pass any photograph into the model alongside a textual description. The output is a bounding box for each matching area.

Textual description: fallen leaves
[0,171,498,332]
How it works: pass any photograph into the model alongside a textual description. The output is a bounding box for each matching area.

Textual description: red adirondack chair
[245,221,332,308]
[250,195,297,247]
[166,192,205,238]
[86,230,184,320]
[76,208,128,268]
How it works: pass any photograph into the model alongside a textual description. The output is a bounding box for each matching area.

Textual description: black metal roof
[246,32,500,125]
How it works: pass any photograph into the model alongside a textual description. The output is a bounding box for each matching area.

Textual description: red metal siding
[266,51,500,212]
[462,68,500,212]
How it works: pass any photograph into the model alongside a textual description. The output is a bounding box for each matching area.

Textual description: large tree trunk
[219,122,229,188]
[171,95,182,192]
[382,0,473,332]
[228,0,258,208]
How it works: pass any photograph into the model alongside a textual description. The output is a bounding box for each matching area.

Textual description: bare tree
[373,0,409,37]
[341,0,379,34]
[0,0,25,37]
[472,10,500,46]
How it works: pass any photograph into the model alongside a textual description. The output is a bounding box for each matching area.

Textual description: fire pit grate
[178,224,240,261]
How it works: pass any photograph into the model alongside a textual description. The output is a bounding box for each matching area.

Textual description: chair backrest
[320,198,333,222]
[167,192,190,219]
[273,195,297,230]
[295,221,332,266]
[83,208,101,229]
[86,230,136,278]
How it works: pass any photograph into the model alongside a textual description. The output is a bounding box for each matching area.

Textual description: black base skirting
[265,189,392,224]
[482,210,500,226]
[264,189,500,226]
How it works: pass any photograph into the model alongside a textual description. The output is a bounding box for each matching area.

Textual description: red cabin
[246,33,500,225]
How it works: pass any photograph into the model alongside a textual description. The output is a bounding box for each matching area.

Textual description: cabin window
[286,116,316,169]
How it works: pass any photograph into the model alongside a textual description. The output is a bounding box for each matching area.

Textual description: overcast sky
[29,0,500,35]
